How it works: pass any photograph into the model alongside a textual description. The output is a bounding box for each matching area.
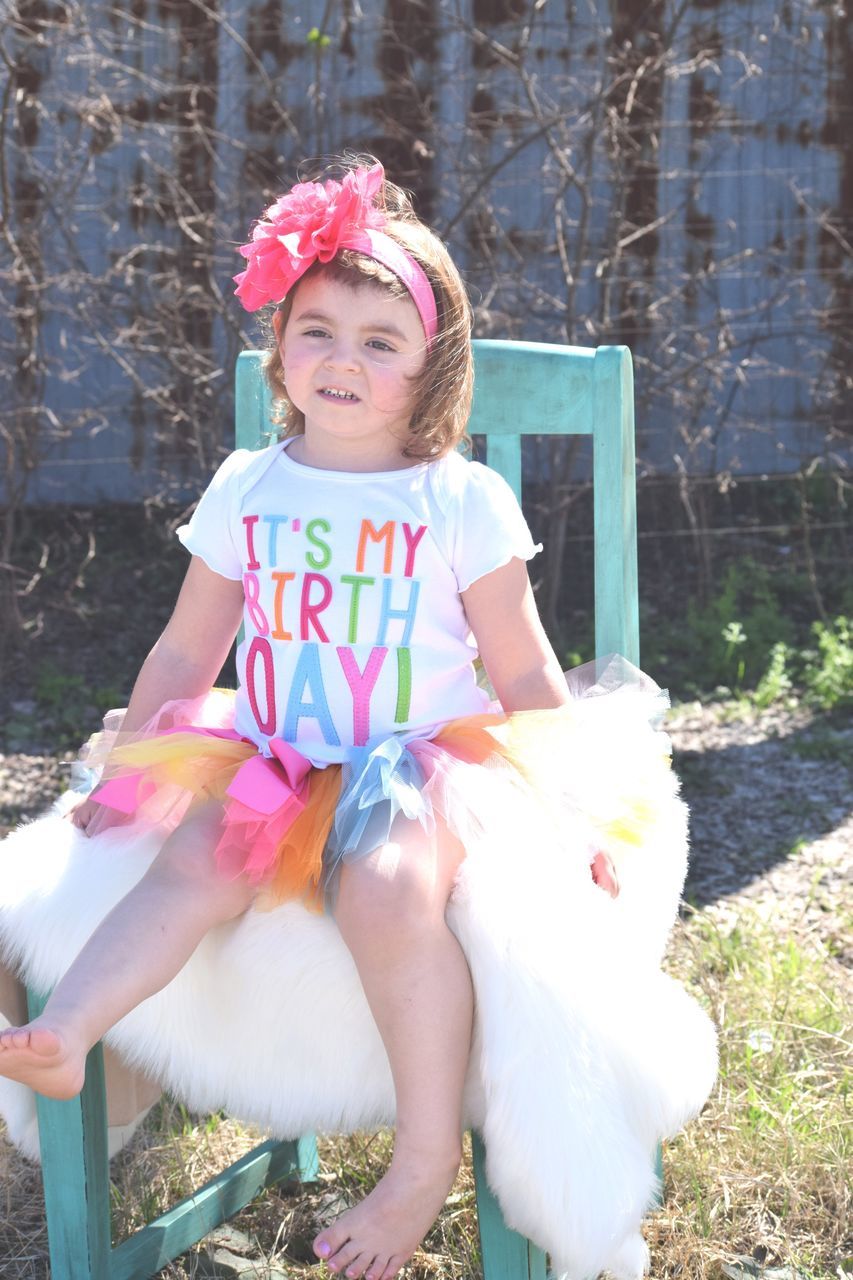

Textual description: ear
[272,309,284,343]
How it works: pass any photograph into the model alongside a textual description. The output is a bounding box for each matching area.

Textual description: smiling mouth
[319,387,359,401]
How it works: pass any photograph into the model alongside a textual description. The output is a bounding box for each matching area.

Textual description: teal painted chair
[27,340,640,1279]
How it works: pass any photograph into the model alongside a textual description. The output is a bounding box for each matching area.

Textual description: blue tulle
[323,735,435,898]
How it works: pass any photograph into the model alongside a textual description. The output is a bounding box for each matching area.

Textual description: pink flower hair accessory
[234,162,438,348]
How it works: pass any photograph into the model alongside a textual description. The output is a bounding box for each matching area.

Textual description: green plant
[31,660,123,745]
[721,619,748,689]
[801,616,853,711]
[684,559,799,690]
[640,556,805,695]
[306,26,332,47]
[752,641,794,709]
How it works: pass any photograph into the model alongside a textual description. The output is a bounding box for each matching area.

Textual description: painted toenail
[317,1242,331,1258]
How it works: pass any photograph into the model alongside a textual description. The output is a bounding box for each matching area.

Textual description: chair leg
[472,1132,547,1280]
[27,988,112,1280]
[652,1140,664,1206]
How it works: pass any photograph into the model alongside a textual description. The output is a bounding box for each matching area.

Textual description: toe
[326,1241,362,1275]
[344,1251,374,1278]
[365,1256,390,1280]
[380,1254,408,1280]
[313,1222,350,1262]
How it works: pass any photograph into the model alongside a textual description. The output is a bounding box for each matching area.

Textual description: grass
[655,908,851,1280]
[0,905,848,1279]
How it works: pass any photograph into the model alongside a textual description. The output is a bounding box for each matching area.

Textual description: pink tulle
[234,163,385,310]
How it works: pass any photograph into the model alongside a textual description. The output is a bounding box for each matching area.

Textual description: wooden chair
[27,339,639,1280]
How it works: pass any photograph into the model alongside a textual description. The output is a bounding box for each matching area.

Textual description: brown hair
[261,155,473,461]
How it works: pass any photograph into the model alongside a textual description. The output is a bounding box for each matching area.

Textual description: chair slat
[484,434,522,501]
[110,1138,317,1280]
[470,341,594,436]
[27,989,111,1280]
[592,346,639,664]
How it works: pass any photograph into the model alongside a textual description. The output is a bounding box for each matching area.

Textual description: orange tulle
[84,664,672,912]
[259,764,342,910]
[102,728,343,911]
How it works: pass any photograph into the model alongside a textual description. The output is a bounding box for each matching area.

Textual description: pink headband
[234,162,438,349]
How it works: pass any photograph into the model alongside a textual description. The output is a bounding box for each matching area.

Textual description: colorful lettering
[242,515,261,570]
[305,518,333,570]
[271,570,295,641]
[242,572,269,635]
[356,519,394,575]
[337,646,388,746]
[402,523,428,577]
[245,636,277,736]
[341,573,375,643]
[300,573,333,642]
[283,644,340,745]
[263,514,289,566]
[395,647,412,723]
[377,578,420,647]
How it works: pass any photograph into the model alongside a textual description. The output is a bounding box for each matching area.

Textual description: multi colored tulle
[81,657,674,911]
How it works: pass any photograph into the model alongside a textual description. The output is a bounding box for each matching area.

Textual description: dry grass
[651,907,851,1280]
[0,906,849,1279]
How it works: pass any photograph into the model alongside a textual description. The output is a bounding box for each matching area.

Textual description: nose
[323,335,360,371]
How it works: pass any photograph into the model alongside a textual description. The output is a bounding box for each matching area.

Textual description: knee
[150,802,229,887]
[335,835,458,939]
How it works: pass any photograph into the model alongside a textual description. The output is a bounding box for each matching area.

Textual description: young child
[0,157,622,1280]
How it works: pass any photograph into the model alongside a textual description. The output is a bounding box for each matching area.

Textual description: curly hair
[260,154,473,461]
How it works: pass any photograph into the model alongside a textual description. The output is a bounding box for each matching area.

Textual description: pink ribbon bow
[91,728,315,883]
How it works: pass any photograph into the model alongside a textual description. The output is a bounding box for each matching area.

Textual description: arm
[70,557,245,835]
[462,558,618,897]
[460,556,568,713]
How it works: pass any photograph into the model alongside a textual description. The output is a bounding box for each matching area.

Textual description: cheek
[373,367,418,411]
[282,345,312,389]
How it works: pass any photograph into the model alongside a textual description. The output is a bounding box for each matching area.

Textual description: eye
[367,338,395,352]
[303,327,330,339]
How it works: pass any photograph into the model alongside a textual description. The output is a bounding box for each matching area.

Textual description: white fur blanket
[0,710,717,1280]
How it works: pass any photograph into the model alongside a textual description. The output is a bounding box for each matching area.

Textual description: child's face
[278,274,429,468]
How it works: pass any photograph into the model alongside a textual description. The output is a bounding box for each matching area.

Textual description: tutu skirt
[81,656,675,911]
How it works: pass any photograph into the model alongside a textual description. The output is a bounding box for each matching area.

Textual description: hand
[65,794,131,839]
[591,850,619,898]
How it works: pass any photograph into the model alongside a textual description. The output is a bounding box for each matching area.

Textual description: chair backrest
[235,340,639,664]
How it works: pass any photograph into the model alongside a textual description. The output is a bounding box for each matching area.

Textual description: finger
[84,811,105,838]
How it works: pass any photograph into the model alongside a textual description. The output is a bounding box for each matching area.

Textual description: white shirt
[177,440,541,765]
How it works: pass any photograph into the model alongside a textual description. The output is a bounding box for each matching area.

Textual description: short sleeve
[447,460,542,592]
[175,450,249,581]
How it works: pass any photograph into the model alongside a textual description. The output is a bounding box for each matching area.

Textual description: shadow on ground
[672,711,851,909]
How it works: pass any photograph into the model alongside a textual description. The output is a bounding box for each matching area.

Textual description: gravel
[670,700,851,958]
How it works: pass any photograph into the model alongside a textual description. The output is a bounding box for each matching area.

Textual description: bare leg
[0,801,253,1098]
[313,820,473,1280]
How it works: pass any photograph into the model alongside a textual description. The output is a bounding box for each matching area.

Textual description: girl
[1,158,650,1280]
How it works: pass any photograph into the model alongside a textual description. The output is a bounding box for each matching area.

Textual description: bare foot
[0,1021,87,1099]
[313,1148,460,1280]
